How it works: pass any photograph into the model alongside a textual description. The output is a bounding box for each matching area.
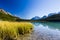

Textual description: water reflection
[21,22,60,40]
[30,22,60,40]
[32,22,41,26]
[32,22,60,30]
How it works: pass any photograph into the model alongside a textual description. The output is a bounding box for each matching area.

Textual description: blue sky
[0,0,60,19]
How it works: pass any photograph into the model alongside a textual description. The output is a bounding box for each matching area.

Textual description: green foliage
[0,12,21,21]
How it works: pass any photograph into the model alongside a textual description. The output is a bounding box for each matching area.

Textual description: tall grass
[0,21,33,40]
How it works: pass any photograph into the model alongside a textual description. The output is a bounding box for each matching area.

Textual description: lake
[20,22,60,40]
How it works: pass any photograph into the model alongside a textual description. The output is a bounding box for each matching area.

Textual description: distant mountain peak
[31,16,40,20]
[48,13,57,17]
[41,15,47,19]
[0,9,12,16]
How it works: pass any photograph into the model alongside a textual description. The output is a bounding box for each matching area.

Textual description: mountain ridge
[31,16,40,20]
[0,9,21,21]
[0,9,60,22]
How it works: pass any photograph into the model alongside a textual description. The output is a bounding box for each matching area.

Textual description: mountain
[0,9,22,21]
[40,13,60,21]
[31,12,60,21]
[58,12,60,14]
[41,15,47,19]
[48,13,56,17]
[1,8,60,22]
[31,16,40,20]
[46,14,60,21]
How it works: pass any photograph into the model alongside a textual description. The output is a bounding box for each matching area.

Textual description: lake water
[20,22,60,40]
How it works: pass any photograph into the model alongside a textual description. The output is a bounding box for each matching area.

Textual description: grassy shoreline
[0,21,33,40]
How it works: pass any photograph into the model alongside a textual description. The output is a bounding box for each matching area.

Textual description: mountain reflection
[32,22,60,30]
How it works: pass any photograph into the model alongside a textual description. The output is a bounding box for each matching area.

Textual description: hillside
[45,14,60,21]
[40,14,60,21]
[0,9,21,21]
[1,9,60,22]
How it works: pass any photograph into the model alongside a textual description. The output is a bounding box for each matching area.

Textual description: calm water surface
[20,22,60,40]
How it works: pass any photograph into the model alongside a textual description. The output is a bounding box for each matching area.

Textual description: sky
[0,0,60,19]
